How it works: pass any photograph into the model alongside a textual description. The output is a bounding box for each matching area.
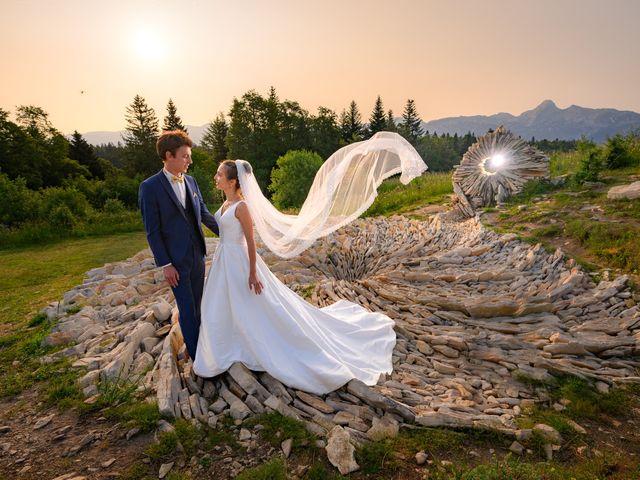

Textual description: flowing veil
[235,131,428,258]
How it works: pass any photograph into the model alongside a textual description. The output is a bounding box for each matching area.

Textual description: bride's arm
[236,202,264,295]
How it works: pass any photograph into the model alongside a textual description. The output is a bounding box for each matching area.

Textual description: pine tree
[339,101,364,143]
[162,98,187,132]
[268,86,278,103]
[367,96,387,137]
[123,94,159,176]
[310,106,341,159]
[201,113,229,161]
[69,131,105,178]
[399,99,423,145]
[386,110,397,132]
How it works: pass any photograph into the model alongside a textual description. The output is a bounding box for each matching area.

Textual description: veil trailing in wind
[235,131,428,259]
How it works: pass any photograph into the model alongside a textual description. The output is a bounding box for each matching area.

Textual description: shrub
[573,137,603,184]
[269,150,324,209]
[40,186,90,219]
[49,204,77,228]
[602,133,640,169]
[103,198,126,214]
[0,173,40,226]
[101,173,142,208]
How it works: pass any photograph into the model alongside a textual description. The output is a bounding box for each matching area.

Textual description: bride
[192,132,427,395]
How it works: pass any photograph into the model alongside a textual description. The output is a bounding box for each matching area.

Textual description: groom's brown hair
[157,130,193,161]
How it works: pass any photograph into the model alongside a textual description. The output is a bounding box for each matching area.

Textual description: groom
[138,130,219,361]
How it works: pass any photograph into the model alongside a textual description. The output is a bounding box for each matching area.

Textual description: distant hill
[79,124,208,146]
[77,100,640,145]
[421,100,640,142]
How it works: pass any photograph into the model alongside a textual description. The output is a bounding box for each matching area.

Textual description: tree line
[0,89,582,245]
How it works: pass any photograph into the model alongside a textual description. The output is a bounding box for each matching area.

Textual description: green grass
[247,412,316,450]
[145,428,180,460]
[356,439,399,474]
[121,462,151,480]
[549,150,581,177]
[105,400,163,432]
[235,458,287,480]
[303,463,350,480]
[0,232,147,399]
[516,374,637,447]
[564,219,640,273]
[530,224,562,239]
[146,416,242,463]
[446,453,628,480]
[364,171,453,217]
[506,178,559,204]
[392,427,467,454]
[97,370,145,406]
[0,231,147,327]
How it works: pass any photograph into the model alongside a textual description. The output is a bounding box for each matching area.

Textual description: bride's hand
[248,272,264,295]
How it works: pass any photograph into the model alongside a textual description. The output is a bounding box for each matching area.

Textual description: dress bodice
[215,201,246,245]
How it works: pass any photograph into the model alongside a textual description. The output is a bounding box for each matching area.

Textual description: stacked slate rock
[40,214,640,469]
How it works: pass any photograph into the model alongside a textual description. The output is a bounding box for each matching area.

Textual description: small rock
[544,443,553,461]
[159,461,174,478]
[239,428,252,441]
[207,415,218,429]
[509,441,524,456]
[326,426,359,475]
[415,450,428,465]
[281,438,293,458]
[33,413,55,430]
[533,424,562,444]
[566,419,587,435]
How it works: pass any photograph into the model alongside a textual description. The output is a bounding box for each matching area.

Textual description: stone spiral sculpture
[452,126,549,217]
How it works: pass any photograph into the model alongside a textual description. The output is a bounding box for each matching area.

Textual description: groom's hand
[163,265,180,288]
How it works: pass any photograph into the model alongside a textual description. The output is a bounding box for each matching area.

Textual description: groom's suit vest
[183,181,205,256]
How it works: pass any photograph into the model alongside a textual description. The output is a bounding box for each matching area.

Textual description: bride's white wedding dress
[192,200,396,395]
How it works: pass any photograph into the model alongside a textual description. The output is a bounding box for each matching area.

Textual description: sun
[133,28,164,62]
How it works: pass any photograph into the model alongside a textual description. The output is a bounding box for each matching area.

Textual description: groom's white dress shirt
[163,168,186,208]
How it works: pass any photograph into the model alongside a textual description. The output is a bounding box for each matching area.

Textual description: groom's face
[164,145,192,175]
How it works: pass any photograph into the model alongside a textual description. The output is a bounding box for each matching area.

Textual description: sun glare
[133,29,163,62]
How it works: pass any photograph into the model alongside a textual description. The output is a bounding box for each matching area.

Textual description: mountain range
[78,100,640,146]
[421,100,640,142]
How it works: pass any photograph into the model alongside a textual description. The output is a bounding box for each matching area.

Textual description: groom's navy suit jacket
[138,170,218,359]
[138,170,218,267]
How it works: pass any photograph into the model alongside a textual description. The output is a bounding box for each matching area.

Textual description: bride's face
[214,165,235,191]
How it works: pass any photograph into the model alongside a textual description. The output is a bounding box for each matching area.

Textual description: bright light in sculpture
[480,152,507,175]
[490,154,506,169]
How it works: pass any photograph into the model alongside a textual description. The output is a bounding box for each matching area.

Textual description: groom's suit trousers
[172,242,205,360]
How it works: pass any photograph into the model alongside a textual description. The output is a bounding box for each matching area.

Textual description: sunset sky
[2,0,639,134]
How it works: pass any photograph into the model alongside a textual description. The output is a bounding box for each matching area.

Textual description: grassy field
[0,231,148,327]
[0,232,147,397]
[364,171,453,217]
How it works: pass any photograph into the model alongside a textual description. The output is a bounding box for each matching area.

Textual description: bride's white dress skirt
[193,201,396,395]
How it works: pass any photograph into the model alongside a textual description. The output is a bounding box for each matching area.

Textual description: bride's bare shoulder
[234,200,250,218]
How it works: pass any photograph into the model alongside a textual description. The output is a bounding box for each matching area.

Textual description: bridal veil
[235,131,428,258]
